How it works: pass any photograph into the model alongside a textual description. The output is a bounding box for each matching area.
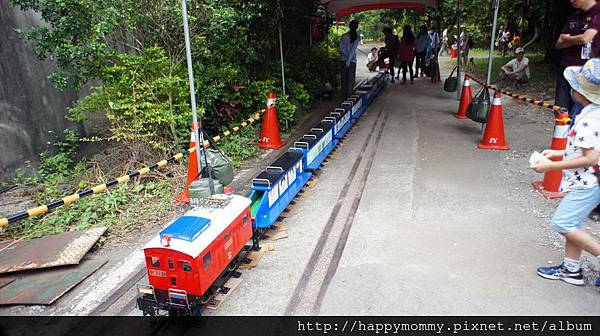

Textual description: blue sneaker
[595,276,600,287]
[537,264,585,286]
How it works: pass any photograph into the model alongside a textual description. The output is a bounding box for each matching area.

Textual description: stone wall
[0,0,81,180]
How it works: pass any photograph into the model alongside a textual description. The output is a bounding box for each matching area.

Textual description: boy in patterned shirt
[531,58,600,287]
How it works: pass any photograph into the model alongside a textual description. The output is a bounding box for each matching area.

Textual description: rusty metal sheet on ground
[0,227,106,274]
[0,258,107,305]
[0,278,15,289]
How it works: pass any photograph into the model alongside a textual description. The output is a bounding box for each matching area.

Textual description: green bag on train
[195,129,234,186]
[198,148,234,186]
[466,87,491,123]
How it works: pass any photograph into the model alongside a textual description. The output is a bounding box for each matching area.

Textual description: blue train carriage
[293,119,336,171]
[346,94,365,121]
[249,151,311,229]
[358,82,376,105]
[330,107,352,139]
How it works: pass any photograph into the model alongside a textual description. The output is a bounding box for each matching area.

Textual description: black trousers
[399,60,414,82]
[555,65,574,115]
[415,51,427,76]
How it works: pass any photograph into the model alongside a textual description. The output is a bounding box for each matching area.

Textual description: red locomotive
[136,194,252,316]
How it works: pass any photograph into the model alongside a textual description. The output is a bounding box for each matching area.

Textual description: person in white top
[439,27,450,56]
[366,47,378,72]
[339,20,360,98]
[531,58,600,287]
[499,47,529,87]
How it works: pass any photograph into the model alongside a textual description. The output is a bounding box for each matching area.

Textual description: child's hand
[531,161,554,173]
[541,149,564,159]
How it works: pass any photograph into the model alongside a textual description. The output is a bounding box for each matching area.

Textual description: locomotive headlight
[160,235,171,247]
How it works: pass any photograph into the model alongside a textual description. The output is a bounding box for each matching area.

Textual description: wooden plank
[264,230,288,241]
[204,277,243,310]
[238,247,266,270]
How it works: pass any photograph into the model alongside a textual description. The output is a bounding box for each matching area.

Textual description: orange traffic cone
[259,92,287,150]
[478,90,510,150]
[176,126,205,203]
[455,74,472,119]
[532,109,569,199]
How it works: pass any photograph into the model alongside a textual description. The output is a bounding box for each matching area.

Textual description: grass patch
[464,52,556,98]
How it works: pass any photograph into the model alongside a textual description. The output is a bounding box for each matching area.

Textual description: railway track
[284,89,390,315]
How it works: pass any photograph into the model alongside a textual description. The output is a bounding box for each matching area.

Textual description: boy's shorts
[551,187,600,234]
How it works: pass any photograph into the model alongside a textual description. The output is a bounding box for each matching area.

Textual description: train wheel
[191,302,202,317]
[199,293,212,305]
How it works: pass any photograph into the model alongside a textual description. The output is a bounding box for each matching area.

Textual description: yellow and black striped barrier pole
[0,112,264,228]
[467,75,567,115]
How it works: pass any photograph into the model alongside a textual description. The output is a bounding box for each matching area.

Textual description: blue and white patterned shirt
[560,103,600,192]
[339,32,360,66]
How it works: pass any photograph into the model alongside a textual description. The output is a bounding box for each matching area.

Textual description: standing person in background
[496,25,505,55]
[429,26,440,57]
[459,27,470,67]
[554,0,600,117]
[415,25,431,77]
[439,26,450,56]
[501,27,511,56]
[512,32,521,52]
[379,27,400,83]
[339,20,360,99]
[397,25,416,84]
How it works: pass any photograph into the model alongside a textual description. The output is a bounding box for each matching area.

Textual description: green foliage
[68,47,192,150]
[11,181,174,240]
[217,126,260,167]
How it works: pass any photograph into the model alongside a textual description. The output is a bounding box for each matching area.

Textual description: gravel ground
[441,56,600,285]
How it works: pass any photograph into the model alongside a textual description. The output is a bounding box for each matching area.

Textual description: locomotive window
[180,261,192,272]
[243,214,249,226]
[168,259,174,270]
[223,231,231,241]
[151,257,160,268]
[203,253,212,270]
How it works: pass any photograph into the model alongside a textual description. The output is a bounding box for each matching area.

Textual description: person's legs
[388,56,396,82]
[400,61,407,82]
[408,59,414,83]
[554,65,573,114]
[538,187,600,285]
[340,61,349,99]
[347,62,356,98]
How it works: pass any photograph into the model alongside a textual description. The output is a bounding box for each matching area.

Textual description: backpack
[468,37,474,49]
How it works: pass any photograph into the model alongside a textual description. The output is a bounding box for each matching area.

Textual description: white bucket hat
[564,58,600,105]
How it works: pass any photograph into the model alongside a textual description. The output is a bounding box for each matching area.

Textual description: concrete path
[204,50,600,316]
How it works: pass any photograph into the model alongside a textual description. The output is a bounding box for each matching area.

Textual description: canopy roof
[322,0,439,18]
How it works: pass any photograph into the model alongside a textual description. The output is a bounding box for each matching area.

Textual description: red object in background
[450,47,457,59]
[259,92,287,150]
[310,16,323,42]
[478,90,510,150]
[176,125,204,203]
[455,75,472,119]
[532,110,569,199]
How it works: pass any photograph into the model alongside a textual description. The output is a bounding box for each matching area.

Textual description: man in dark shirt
[379,27,400,83]
[554,0,600,116]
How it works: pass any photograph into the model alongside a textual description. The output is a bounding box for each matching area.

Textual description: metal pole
[182,0,214,195]
[456,0,462,101]
[279,23,286,96]
[482,0,500,134]
[486,0,500,85]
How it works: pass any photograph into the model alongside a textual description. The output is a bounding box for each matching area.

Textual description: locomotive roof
[143,194,251,258]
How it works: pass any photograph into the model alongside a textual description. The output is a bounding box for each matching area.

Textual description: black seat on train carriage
[253,151,303,187]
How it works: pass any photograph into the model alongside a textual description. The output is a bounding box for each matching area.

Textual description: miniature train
[136,73,387,316]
